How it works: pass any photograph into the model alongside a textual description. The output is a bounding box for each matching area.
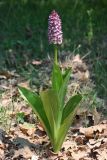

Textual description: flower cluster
[48,10,63,45]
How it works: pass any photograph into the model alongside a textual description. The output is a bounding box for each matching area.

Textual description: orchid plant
[18,10,82,153]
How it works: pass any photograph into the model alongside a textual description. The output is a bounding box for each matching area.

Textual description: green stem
[54,45,58,65]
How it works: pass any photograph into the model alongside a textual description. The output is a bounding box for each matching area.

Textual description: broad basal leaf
[53,94,82,152]
[18,86,52,138]
[40,89,61,134]
[61,94,82,123]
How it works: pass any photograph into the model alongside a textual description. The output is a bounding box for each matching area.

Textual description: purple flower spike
[48,10,63,45]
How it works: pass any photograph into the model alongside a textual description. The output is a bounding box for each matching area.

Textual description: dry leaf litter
[0,52,106,160]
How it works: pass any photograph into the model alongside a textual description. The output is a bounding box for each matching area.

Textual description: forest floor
[0,52,107,160]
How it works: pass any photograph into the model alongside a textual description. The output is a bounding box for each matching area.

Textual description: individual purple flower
[48,10,63,45]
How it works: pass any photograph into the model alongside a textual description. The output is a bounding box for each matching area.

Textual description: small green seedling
[16,112,25,123]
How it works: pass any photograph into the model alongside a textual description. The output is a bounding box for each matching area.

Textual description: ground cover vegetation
[0,0,107,159]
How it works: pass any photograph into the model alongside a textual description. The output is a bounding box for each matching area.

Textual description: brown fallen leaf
[35,129,46,138]
[0,139,5,149]
[0,148,4,159]
[32,60,42,65]
[72,55,88,71]
[31,155,39,160]
[1,97,12,107]
[80,124,107,138]
[96,148,107,160]
[20,106,32,116]
[37,122,45,131]
[19,122,36,136]
[0,70,13,79]
[75,136,84,145]
[13,146,34,159]
[92,108,101,125]
[72,54,83,63]
[71,149,89,160]
[87,140,101,149]
[18,80,30,89]
[62,139,77,151]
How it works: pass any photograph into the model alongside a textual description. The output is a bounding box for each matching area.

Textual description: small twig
[81,51,91,60]
[8,80,14,133]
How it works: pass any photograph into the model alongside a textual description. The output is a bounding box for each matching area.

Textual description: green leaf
[18,86,52,139]
[40,89,61,133]
[52,114,74,153]
[59,69,71,107]
[61,94,82,123]
[52,64,63,92]
[53,94,82,152]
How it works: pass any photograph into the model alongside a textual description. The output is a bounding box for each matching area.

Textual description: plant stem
[54,45,58,65]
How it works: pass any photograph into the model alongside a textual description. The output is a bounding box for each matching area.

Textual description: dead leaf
[0,71,13,79]
[0,141,5,150]
[13,146,34,159]
[18,80,30,89]
[80,124,107,138]
[92,108,101,125]
[96,148,107,160]
[72,54,87,71]
[71,149,89,160]
[31,155,39,160]
[1,97,12,107]
[0,148,4,159]
[62,139,77,151]
[35,129,46,138]
[32,60,42,65]
[75,136,84,145]
[87,140,101,149]
[19,122,36,136]
[37,123,45,131]
[73,70,90,81]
